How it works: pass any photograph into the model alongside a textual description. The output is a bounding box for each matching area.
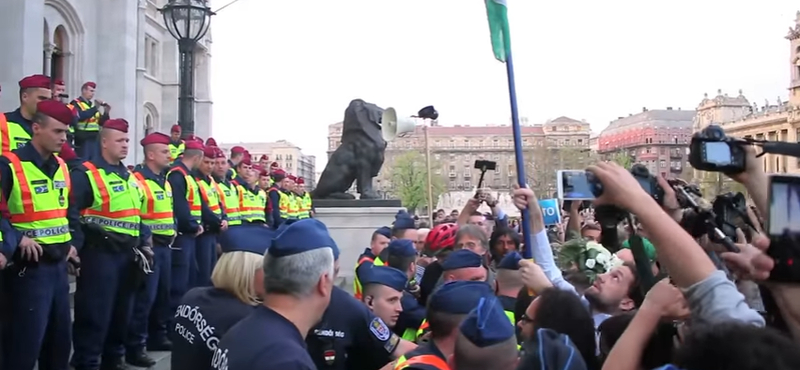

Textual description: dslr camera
[689,125,747,174]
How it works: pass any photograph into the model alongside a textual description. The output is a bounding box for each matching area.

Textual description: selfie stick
[485,3,533,260]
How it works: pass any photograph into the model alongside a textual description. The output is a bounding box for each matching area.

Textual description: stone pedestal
[313,199,404,292]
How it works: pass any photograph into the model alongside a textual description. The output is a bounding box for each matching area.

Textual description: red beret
[127,165,135,171]
[82,81,96,89]
[239,156,252,166]
[270,161,280,168]
[203,146,217,158]
[287,174,297,182]
[36,100,74,126]
[53,79,65,86]
[140,132,171,147]
[103,119,129,133]
[230,146,246,154]
[185,140,204,151]
[296,177,305,185]
[272,169,286,176]
[57,142,77,161]
[259,168,269,177]
[260,154,268,161]
[186,134,203,143]
[171,124,181,133]
[19,74,51,90]
[214,147,226,158]
[205,137,217,147]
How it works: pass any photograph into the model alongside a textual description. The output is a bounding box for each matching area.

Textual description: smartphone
[766,175,800,282]
[556,170,596,201]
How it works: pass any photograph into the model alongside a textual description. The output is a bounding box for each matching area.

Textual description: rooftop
[601,108,696,134]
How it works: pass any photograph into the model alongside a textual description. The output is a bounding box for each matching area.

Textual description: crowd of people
[0,74,314,370]
[1,71,800,370]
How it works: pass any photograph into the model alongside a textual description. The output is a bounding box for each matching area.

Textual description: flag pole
[504,50,534,260]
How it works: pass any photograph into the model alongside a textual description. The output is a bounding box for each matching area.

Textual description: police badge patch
[369,317,391,341]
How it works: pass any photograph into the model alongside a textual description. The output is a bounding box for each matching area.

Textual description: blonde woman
[170,225,271,370]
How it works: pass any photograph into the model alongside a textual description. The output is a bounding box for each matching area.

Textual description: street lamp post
[160,0,214,138]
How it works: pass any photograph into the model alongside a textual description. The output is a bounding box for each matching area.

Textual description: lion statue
[312,99,387,200]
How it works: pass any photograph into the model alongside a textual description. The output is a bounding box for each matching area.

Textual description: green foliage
[387,151,445,214]
[608,151,633,169]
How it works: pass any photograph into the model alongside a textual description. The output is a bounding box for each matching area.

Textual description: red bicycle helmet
[425,223,458,255]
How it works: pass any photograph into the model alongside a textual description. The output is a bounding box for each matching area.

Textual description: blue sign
[538,199,561,226]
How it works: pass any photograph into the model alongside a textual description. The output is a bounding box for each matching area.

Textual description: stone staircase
[67,277,172,370]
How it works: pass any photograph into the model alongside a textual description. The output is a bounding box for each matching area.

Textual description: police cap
[497,251,522,270]
[103,119,129,133]
[459,296,515,347]
[441,249,483,271]
[374,226,391,239]
[386,239,416,258]
[36,100,73,126]
[428,281,493,314]
[270,219,339,260]
[361,266,407,292]
[219,224,275,255]
[19,74,51,90]
[140,132,171,147]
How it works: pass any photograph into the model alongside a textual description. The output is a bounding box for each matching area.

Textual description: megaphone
[381,107,417,141]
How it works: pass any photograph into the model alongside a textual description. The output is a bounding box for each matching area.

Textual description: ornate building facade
[0,0,213,164]
[693,11,800,177]
[326,116,592,194]
[218,140,316,190]
[596,108,695,178]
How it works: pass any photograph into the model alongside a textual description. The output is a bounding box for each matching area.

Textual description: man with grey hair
[211,219,338,370]
[430,224,495,292]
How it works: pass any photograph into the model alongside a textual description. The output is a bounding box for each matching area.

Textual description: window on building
[464,181,471,189]
[449,181,456,189]
[287,154,293,160]
[144,113,154,135]
[449,165,455,172]
[434,154,441,160]
[276,154,282,160]
[660,160,666,168]
[144,35,159,77]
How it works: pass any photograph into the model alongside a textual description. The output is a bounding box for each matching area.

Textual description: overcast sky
[209,0,799,169]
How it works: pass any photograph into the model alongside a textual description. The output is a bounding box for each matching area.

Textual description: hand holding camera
[585,161,656,212]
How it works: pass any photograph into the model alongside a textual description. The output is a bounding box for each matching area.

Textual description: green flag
[485,0,509,62]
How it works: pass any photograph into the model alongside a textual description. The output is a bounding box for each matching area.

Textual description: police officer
[1,74,51,153]
[267,169,292,228]
[393,281,493,370]
[194,146,228,287]
[390,212,419,241]
[257,167,270,192]
[71,81,108,159]
[441,249,488,283]
[360,266,408,331]
[125,132,177,365]
[68,119,154,370]
[51,79,78,146]
[295,177,313,219]
[233,157,266,225]
[452,296,518,369]
[307,239,419,370]
[226,146,246,180]
[353,227,391,300]
[494,252,524,326]
[211,219,338,370]
[169,125,185,162]
[0,100,72,370]
[374,240,425,342]
[212,148,242,228]
[167,138,205,315]
[171,224,270,370]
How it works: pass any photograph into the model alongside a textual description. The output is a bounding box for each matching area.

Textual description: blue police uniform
[211,219,337,370]
[71,96,100,159]
[193,171,226,288]
[126,162,177,359]
[68,153,153,370]
[378,239,426,338]
[167,160,202,317]
[171,224,273,370]
[0,143,70,370]
[441,249,484,272]
[397,281,494,370]
[517,328,589,370]
[306,287,403,370]
[496,251,523,343]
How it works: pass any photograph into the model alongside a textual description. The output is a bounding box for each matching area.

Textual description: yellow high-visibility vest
[216,181,241,226]
[353,256,384,300]
[75,100,101,132]
[198,177,223,216]
[133,172,175,237]
[0,113,32,154]
[4,152,71,244]
[169,141,185,162]
[297,192,312,219]
[168,166,202,219]
[81,161,142,237]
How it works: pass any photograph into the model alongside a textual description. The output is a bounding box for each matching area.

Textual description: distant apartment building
[326,116,592,195]
[218,140,317,190]
[596,107,695,178]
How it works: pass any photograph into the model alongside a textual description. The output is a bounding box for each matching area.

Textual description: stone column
[0,0,45,110]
